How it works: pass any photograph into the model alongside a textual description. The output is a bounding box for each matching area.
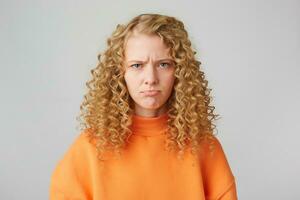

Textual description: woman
[50,13,238,200]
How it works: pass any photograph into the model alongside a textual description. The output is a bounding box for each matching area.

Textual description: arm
[215,178,238,200]
[49,132,93,200]
[200,136,238,200]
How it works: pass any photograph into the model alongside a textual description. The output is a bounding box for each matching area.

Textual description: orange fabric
[50,112,237,199]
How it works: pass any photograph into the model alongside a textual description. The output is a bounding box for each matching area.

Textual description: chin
[137,103,162,110]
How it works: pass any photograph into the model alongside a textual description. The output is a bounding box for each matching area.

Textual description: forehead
[124,33,171,60]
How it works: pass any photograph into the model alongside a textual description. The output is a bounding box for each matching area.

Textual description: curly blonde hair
[76,13,220,161]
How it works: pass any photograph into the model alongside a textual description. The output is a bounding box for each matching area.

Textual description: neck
[130,112,169,137]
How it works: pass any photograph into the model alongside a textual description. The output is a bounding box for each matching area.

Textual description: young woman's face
[123,33,176,117]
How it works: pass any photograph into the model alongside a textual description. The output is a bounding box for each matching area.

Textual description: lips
[141,90,160,96]
[142,90,159,93]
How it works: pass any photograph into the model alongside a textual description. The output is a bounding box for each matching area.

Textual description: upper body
[50,13,238,200]
[50,112,237,200]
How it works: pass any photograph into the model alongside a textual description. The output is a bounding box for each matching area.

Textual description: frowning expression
[123,33,175,115]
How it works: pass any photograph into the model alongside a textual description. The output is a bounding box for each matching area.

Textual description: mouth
[141,90,160,96]
[142,90,160,93]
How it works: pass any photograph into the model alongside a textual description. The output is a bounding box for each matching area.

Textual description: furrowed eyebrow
[127,58,174,64]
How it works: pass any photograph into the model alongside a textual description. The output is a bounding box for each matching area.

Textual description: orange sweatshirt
[50,112,237,200]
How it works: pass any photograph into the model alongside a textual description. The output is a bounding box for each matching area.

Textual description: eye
[130,63,142,68]
[159,62,170,68]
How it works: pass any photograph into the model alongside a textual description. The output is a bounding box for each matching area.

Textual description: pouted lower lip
[141,90,160,96]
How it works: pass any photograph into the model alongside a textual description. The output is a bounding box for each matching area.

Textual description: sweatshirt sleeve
[199,136,238,200]
[49,131,93,200]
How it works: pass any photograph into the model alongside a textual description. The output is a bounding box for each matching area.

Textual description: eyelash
[131,63,170,69]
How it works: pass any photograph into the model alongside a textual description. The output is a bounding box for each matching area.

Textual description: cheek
[124,73,137,91]
[165,73,175,88]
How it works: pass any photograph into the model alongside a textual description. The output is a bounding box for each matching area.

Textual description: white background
[0,0,299,199]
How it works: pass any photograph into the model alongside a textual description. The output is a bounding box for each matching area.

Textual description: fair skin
[123,33,176,118]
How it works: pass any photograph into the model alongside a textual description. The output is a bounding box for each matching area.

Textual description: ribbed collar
[130,112,169,136]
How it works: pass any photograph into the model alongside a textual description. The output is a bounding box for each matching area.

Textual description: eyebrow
[127,58,174,64]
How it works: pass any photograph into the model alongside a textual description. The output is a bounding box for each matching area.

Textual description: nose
[144,64,158,85]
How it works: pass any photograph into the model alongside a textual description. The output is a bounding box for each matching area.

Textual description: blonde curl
[76,13,220,161]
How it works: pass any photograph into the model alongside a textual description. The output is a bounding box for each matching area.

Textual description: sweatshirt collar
[130,112,169,136]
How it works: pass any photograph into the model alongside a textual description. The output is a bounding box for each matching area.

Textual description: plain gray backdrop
[0,0,299,199]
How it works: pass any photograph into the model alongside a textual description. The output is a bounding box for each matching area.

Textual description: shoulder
[50,128,98,178]
[198,135,223,159]
[54,129,92,161]
[51,129,94,171]
[198,134,233,172]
